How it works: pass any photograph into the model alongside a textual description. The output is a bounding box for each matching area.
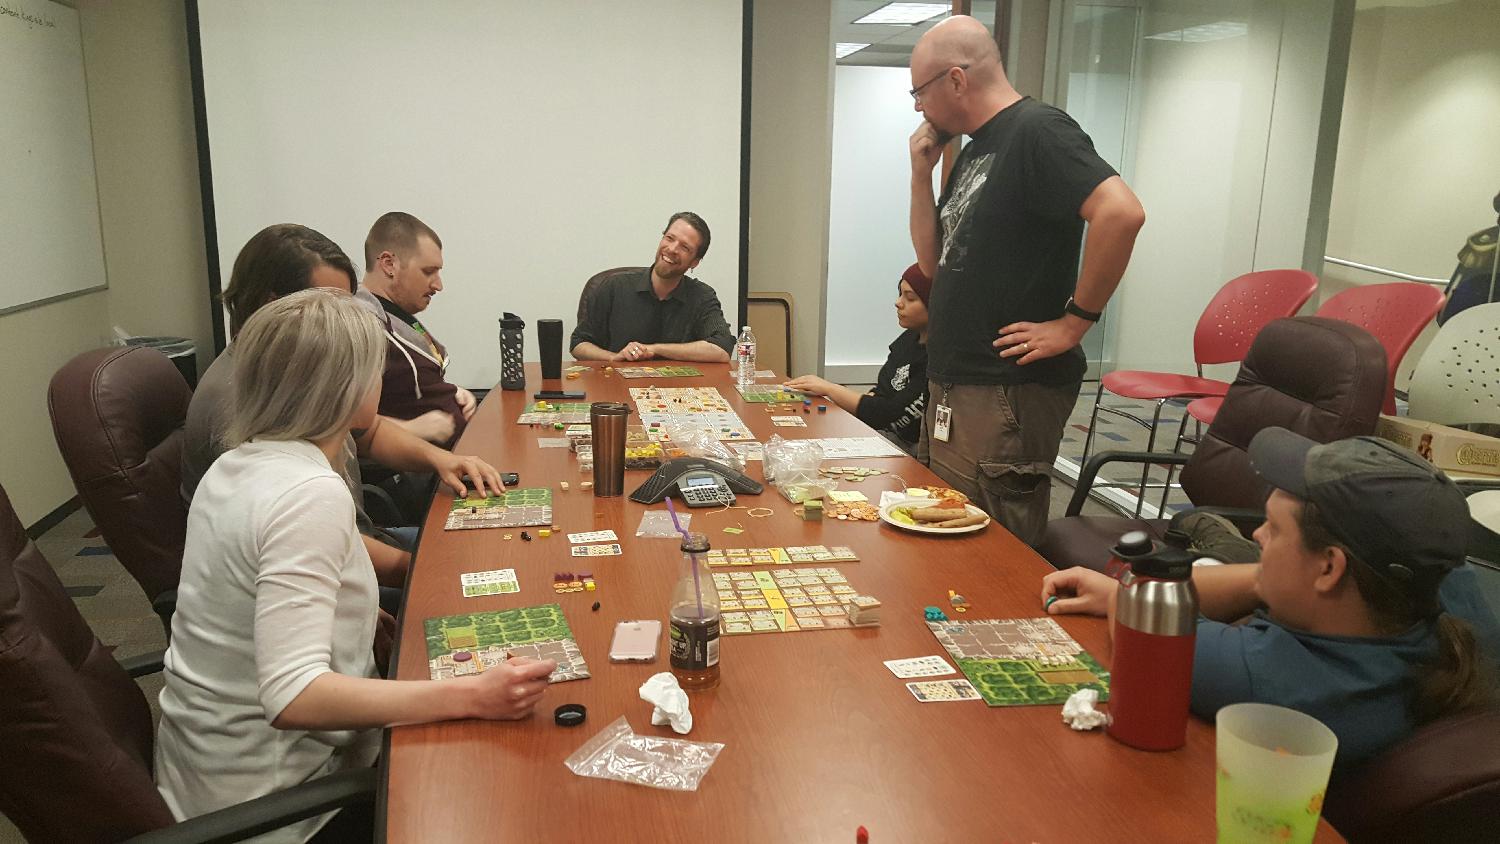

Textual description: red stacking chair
[1081,269,1317,515]
[1180,281,1443,429]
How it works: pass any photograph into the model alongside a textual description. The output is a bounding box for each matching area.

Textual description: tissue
[1062,688,1109,731]
[639,671,693,734]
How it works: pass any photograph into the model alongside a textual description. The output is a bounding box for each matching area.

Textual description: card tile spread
[615,365,703,379]
[736,384,805,402]
[445,488,553,531]
[628,387,754,442]
[884,655,957,679]
[516,401,592,425]
[460,568,519,597]
[702,545,859,567]
[907,679,982,702]
[714,567,872,635]
[570,543,622,557]
[424,603,588,683]
[770,416,807,428]
[926,617,1110,707]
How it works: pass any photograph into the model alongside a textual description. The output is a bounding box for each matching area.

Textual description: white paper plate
[878,497,991,535]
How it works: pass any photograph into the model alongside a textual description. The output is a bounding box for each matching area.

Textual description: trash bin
[123,336,198,388]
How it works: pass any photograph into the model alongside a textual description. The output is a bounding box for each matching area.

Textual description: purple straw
[664,499,705,619]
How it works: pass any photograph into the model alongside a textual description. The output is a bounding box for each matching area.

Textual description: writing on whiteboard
[0,3,57,30]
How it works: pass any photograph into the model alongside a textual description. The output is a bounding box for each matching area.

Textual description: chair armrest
[151,589,177,638]
[1066,450,1191,517]
[362,483,404,527]
[117,649,167,678]
[123,768,378,844]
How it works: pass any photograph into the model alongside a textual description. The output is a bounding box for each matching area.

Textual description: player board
[516,401,592,425]
[424,603,589,683]
[615,365,703,379]
[629,387,754,442]
[714,567,865,634]
[804,436,907,460]
[445,488,553,531]
[736,384,805,403]
[925,617,1109,707]
[702,545,859,567]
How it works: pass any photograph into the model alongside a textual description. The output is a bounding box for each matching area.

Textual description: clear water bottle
[734,325,756,386]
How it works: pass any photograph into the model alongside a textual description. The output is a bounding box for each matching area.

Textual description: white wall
[1324,0,1500,388]
[825,66,931,374]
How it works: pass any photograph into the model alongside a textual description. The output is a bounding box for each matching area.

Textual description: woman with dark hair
[220,223,358,337]
[785,263,931,453]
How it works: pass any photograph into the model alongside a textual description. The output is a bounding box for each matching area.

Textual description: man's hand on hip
[994,315,1092,365]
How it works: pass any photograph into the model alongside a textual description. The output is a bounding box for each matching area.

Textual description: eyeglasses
[909,64,968,103]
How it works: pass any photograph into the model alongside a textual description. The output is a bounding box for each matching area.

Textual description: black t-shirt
[855,329,927,446]
[927,97,1117,386]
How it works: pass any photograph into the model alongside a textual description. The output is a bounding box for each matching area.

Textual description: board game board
[714,568,867,634]
[615,365,703,379]
[925,617,1109,707]
[703,545,859,567]
[445,488,553,530]
[516,401,592,425]
[736,384,805,402]
[629,387,754,442]
[804,436,907,460]
[423,603,589,682]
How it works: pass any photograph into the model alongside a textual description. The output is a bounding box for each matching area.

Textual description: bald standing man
[908,16,1145,546]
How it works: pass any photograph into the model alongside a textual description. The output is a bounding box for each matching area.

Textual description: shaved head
[914,15,1002,82]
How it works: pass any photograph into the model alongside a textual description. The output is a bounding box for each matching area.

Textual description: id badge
[933,403,952,443]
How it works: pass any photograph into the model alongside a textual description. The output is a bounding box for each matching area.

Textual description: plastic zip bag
[637,510,690,537]
[563,716,725,791]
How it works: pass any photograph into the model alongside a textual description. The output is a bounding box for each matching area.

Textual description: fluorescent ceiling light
[853,3,949,26]
[1145,21,1249,43]
[835,43,872,59]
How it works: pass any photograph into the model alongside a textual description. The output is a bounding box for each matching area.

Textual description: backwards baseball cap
[900,263,932,307]
[1249,427,1469,596]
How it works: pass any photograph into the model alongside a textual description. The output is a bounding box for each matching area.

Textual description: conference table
[382,362,1341,842]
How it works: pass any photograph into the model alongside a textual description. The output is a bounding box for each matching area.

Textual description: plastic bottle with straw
[667,499,720,690]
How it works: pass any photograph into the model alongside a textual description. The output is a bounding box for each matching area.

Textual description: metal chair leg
[1133,398,1166,518]
[1160,408,1194,515]
[1081,381,1106,465]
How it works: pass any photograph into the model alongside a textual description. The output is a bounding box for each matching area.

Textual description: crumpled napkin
[1062,688,1109,731]
[639,672,693,734]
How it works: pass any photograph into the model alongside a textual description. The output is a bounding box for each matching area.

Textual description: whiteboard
[0,0,108,314]
[195,1,744,388]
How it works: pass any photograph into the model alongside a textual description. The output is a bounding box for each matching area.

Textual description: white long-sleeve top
[155,438,380,843]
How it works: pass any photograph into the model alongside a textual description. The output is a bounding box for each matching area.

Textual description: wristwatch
[1064,297,1103,323]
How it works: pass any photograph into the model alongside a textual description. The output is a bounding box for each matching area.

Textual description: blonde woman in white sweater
[156,289,555,842]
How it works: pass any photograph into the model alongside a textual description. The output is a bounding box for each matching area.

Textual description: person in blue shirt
[1043,429,1498,770]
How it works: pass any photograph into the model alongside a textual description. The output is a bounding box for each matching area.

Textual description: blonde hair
[228,288,384,447]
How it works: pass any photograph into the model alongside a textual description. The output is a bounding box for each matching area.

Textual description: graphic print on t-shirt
[891,363,911,392]
[939,152,993,269]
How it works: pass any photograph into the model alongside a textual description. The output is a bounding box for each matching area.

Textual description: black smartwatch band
[1065,297,1103,322]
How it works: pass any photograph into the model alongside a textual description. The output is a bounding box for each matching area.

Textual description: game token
[539,529,552,538]
[453,651,472,662]
[521,531,532,541]
[591,601,600,611]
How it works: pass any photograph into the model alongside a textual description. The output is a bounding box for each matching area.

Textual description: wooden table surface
[382,362,1341,843]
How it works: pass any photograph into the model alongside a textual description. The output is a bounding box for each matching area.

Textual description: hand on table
[455,387,478,421]
[407,409,457,445]
[994,316,1090,365]
[782,375,834,396]
[467,656,558,720]
[612,342,656,362]
[1041,568,1116,617]
[432,452,504,498]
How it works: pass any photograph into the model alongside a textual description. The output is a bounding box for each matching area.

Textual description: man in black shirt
[908,16,1145,546]
[570,212,734,363]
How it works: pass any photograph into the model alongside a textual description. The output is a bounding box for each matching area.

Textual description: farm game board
[615,365,703,379]
[516,401,592,425]
[925,617,1109,707]
[423,603,589,683]
[444,488,553,531]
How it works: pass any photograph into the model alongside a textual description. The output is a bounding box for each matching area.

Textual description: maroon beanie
[901,263,933,306]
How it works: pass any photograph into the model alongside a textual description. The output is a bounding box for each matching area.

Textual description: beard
[652,255,689,281]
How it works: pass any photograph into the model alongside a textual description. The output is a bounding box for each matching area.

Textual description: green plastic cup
[1215,703,1338,843]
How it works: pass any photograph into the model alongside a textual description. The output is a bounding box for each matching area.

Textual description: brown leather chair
[577,265,645,328]
[48,346,190,630]
[0,480,374,843]
[1323,707,1500,842]
[1038,317,1388,570]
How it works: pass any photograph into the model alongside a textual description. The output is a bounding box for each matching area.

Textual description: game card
[567,529,618,544]
[906,679,981,702]
[771,416,807,427]
[460,568,519,597]
[570,543,623,557]
[536,437,571,448]
[885,656,956,679]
